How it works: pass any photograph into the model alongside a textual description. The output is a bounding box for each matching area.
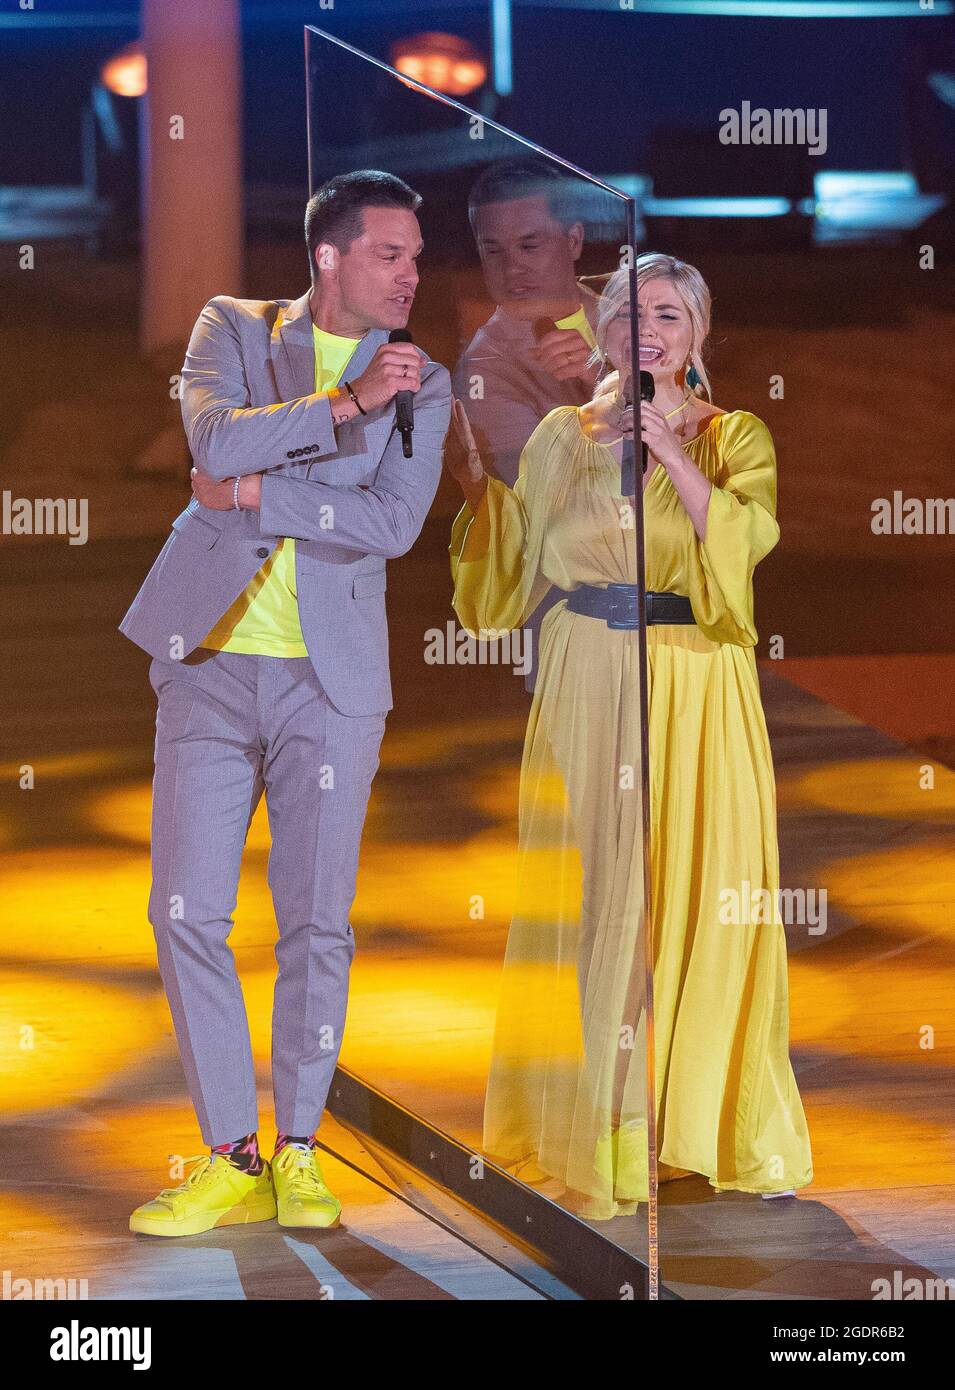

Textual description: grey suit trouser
[147,649,386,1146]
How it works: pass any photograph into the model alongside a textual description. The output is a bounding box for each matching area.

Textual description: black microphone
[388,328,415,458]
[619,372,636,495]
[618,371,654,494]
[639,370,655,476]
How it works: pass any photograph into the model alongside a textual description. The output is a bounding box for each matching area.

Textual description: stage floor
[1,534,953,1300]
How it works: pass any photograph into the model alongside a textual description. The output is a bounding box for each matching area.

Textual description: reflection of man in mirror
[454,156,601,489]
[452,157,603,690]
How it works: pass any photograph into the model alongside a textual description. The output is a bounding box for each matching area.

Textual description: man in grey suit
[121,170,451,1236]
[451,158,601,693]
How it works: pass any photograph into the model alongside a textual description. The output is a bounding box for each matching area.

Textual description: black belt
[565,583,695,629]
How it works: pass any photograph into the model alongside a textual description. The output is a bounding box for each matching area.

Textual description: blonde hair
[590,252,713,402]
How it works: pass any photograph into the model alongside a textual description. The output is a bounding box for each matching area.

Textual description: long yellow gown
[449,405,813,1220]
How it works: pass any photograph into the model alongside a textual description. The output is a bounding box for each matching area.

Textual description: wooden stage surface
[0,520,952,1300]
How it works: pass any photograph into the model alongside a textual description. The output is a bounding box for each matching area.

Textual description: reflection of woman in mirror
[446,253,812,1220]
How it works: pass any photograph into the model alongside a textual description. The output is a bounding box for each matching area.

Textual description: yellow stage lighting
[0,968,168,1114]
[777,757,955,821]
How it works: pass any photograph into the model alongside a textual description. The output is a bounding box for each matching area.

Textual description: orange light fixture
[101,42,147,98]
[390,32,486,97]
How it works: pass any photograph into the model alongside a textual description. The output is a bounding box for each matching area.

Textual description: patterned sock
[274,1131,318,1156]
[211,1131,264,1175]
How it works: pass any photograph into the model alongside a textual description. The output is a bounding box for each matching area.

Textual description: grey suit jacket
[119,289,452,715]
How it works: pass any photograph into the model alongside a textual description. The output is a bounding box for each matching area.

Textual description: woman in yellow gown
[447,254,813,1221]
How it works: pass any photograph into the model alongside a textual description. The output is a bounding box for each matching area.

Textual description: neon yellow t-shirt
[554,303,597,352]
[200,323,360,656]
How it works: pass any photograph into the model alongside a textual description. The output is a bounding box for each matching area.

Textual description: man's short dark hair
[467,156,582,233]
[304,170,422,280]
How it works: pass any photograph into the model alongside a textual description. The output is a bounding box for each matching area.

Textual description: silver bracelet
[233,476,242,510]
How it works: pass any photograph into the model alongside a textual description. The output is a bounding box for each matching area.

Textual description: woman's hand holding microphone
[578,370,633,444]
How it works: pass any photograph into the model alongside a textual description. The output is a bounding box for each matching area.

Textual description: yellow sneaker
[272,1143,342,1228]
[129,1154,277,1237]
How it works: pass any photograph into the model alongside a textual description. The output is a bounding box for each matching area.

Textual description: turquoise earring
[686,363,701,390]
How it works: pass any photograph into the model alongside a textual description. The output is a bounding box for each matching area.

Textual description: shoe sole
[276,1205,342,1230]
[129,1194,277,1238]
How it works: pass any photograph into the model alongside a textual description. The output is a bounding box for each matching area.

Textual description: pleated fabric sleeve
[687,412,780,647]
[448,408,577,636]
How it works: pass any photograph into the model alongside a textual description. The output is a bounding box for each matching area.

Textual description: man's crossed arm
[183,297,452,559]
